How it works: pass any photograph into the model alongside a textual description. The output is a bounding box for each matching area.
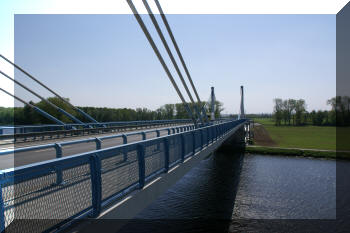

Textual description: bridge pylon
[210,87,215,121]
[239,86,245,119]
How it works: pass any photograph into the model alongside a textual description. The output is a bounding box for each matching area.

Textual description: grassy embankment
[246,118,350,159]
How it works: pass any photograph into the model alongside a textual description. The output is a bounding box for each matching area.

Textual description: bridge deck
[0,119,247,233]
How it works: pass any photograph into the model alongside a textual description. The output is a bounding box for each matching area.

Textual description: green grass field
[336,127,350,151]
[252,118,336,150]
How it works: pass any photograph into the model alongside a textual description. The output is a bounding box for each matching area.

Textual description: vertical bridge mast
[240,85,245,119]
[210,87,215,121]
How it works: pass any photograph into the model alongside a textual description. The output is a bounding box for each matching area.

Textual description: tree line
[0,97,224,125]
[272,96,350,127]
[246,113,273,119]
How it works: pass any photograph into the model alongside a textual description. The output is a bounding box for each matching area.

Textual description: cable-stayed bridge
[0,1,251,232]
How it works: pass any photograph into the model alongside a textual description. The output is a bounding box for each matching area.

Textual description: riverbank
[245,145,350,160]
[252,118,336,150]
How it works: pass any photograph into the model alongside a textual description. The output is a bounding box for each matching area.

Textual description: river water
[118,152,347,233]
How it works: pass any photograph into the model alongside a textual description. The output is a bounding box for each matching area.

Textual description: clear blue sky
[12,14,335,114]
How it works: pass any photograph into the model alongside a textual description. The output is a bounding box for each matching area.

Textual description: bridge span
[0,1,252,232]
[0,119,250,233]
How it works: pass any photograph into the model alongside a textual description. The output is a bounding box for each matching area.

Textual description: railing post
[164,138,170,172]
[137,144,145,189]
[90,153,102,218]
[207,128,210,145]
[209,127,211,143]
[54,143,63,185]
[122,134,128,161]
[212,127,215,141]
[202,128,205,147]
[156,130,160,137]
[141,132,146,140]
[167,129,171,135]
[95,138,102,150]
[200,129,203,150]
[180,134,185,162]
[172,128,175,134]
[122,134,127,144]
[0,173,5,233]
[176,128,179,133]
[192,131,196,155]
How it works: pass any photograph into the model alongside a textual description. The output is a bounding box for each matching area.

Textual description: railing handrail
[0,119,192,131]
[0,120,197,143]
[0,123,196,157]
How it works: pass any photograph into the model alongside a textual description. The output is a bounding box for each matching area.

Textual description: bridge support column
[247,120,254,144]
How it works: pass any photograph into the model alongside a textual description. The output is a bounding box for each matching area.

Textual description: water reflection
[233,154,336,219]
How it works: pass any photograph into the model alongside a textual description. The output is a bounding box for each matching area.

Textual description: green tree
[294,99,306,126]
[273,98,283,126]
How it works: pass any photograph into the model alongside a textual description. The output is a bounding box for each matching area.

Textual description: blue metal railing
[0,119,246,233]
[0,124,197,161]
[0,119,193,135]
